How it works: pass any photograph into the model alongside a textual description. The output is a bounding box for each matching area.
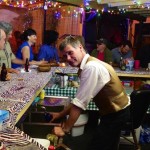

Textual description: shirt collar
[80,54,90,70]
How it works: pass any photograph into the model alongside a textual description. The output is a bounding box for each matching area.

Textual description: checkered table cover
[44,84,99,111]
[44,84,77,99]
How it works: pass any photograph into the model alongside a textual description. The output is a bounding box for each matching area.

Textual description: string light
[0,0,149,18]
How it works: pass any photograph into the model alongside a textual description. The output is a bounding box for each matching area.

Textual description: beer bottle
[120,57,126,71]
[119,57,123,68]
[25,58,29,72]
[1,63,7,81]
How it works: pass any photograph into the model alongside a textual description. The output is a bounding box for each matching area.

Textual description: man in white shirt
[52,36,130,150]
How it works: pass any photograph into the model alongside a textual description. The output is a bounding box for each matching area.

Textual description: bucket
[71,113,88,137]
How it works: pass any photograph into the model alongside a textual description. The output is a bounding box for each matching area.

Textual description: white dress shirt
[72,54,111,110]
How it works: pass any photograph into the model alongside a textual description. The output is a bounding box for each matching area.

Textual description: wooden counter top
[115,68,150,79]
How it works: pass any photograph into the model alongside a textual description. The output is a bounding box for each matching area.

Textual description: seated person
[111,40,133,66]
[12,28,47,68]
[91,38,112,64]
[37,30,59,63]
[0,28,11,80]
[136,44,150,68]
[0,21,25,73]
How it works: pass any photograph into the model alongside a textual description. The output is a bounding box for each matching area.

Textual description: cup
[134,60,140,69]
[128,60,134,71]
[148,63,150,69]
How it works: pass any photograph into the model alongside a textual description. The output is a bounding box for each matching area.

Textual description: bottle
[119,57,123,68]
[120,57,126,71]
[1,63,7,81]
[25,58,29,72]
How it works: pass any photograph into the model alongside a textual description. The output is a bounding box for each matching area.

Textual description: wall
[0,5,83,56]
[128,17,150,57]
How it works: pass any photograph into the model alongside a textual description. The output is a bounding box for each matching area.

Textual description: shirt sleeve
[54,48,59,62]
[37,46,46,61]
[11,52,16,60]
[72,62,110,110]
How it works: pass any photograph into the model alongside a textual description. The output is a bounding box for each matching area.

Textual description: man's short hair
[59,35,82,51]
[120,40,132,48]
[0,21,13,35]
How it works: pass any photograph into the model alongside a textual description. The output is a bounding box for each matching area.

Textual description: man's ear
[27,36,30,40]
[79,44,83,51]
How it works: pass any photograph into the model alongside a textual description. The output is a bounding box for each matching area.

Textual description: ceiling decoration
[0,0,150,19]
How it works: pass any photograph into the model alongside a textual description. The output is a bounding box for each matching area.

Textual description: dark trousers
[88,106,130,150]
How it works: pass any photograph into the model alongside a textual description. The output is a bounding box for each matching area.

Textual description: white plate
[29,65,38,69]
[20,68,31,73]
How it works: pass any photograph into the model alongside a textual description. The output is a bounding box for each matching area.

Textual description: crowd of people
[0,21,145,72]
[0,21,59,74]
[0,21,149,150]
[90,38,133,67]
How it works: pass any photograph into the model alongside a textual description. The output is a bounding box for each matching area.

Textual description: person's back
[112,40,133,66]
[38,44,59,62]
[38,30,59,63]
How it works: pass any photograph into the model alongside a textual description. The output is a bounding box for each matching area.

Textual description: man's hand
[7,68,19,74]
[50,112,61,122]
[30,60,48,65]
[53,126,65,137]
[6,73,11,80]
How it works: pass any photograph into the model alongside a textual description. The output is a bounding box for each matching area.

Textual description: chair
[121,89,150,150]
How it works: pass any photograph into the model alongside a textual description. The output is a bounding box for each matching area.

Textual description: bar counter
[0,69,51,125]
[0,68,51,149]
[115,67,150,78]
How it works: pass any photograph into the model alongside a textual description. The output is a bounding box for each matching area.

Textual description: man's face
[121,45,130,54]
[62,44,85,67]
[97,43,106,52]
[0,29,6,50]
[6,31,13,41]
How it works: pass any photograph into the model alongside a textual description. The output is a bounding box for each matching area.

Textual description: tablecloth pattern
[50,66,78,74]
[44,84,99,111]
[0,122,47,150]
[115,68,150,75]
[0,69,52,149]
[0,69,52,125]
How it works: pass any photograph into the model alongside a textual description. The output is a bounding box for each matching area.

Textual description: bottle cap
[48,145,55,150]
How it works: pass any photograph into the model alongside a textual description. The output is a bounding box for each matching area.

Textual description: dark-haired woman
[12,28,47,68]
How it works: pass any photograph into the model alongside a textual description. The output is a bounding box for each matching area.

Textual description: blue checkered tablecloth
[44,84,99,111]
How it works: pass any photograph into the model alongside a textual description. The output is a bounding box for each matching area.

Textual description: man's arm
[53,104,82,136]
[11,58,25,65]
[62,104,82,133]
